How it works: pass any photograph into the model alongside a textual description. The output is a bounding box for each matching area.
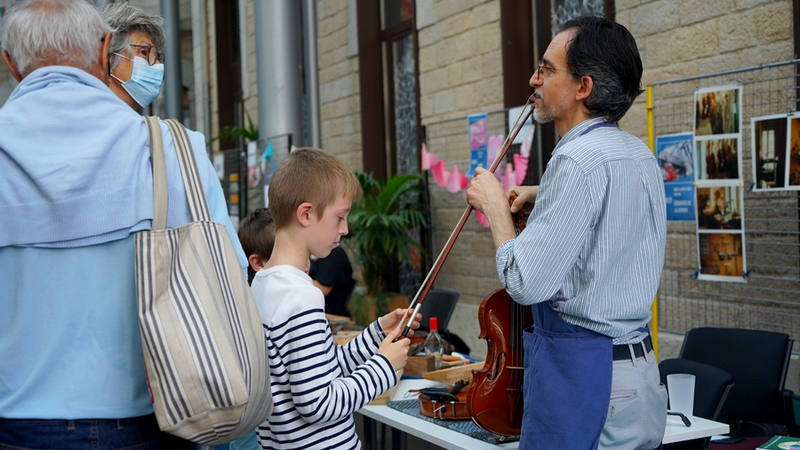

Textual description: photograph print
[789,116,800,188]
[694,85,741,136]
[696,185,743,231]
[752,114,789,191]
[695,137,739,181]
[656,133,694,183]
[697,232,745,281]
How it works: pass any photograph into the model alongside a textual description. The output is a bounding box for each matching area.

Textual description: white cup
[667,373,695,416]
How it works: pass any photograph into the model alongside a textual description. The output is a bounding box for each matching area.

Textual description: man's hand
[466,167,518,249]
[465,167,507,214]
[508,185,539,215]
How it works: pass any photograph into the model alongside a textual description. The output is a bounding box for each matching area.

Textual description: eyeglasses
[129,44,165,66]
[533,63,573,80]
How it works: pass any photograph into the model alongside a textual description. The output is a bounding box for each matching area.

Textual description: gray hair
[1,0,113,77]
[102,1,165,71]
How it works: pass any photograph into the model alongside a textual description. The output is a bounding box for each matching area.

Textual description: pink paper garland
[422,140,528,228]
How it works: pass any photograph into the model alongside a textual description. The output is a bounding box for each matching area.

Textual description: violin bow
[399,94,536,338]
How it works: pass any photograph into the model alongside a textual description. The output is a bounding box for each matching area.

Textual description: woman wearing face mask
[102,1,165,110]
[100,7,260,449]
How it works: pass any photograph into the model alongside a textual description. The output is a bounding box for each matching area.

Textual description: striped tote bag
[135,116,273,445]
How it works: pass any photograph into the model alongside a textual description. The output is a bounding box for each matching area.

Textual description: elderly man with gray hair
[0,0,246,448]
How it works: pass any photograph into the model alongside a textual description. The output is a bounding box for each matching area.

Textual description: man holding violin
[466,15,667,450]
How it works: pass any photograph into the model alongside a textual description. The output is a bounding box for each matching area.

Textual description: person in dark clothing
[310,245,355,317]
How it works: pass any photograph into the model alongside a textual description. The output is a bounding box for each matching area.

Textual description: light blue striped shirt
[496,117,666,344]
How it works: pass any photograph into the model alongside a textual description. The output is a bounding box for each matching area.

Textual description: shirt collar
[554,117,610,152]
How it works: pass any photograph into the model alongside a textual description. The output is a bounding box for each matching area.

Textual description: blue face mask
[111,54,164,107]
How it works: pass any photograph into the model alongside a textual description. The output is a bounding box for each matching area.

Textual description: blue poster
[468,113,488,177]
[664,182,696,221]
[657,133,696,221]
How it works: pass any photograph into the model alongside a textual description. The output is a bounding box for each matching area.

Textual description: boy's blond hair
[268,148,362,229]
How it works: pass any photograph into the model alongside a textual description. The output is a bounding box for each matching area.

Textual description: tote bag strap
[163,118,212,223]
[143,116,168,230]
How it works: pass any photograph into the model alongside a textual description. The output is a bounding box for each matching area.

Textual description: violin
[396,95,536,436]
[467,292,532,436]
[466,196,534,437]
[398,95,536,339]
[417,378,470,420]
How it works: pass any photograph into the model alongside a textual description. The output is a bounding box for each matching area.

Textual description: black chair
[417,289,459,333]
[678,327,795,437]
[660,358,735,450]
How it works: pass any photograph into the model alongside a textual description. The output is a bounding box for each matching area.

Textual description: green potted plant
[345,171,427,325]
[208,112,258,146]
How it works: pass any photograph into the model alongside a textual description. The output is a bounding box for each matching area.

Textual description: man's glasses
[533,63,573,80]
[129,44,165,66]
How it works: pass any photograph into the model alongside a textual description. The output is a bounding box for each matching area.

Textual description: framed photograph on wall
[693,85,745,282]
[695,184,743,231]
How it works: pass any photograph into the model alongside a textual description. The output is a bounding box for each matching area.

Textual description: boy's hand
[379,308,421,337]
[378,325,410,371]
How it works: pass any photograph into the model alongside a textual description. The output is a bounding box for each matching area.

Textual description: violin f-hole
[488,352,506,381]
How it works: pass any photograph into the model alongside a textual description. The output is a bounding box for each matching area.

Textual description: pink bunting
[445,164,464,193]
[459,173,469,190]
[475,210,490,227]
[514,153,528,186]
[502,163,514,191]
[431,160,448,187]
[421,143,437,171]
[487,135,505,167]
[421,141,528,194]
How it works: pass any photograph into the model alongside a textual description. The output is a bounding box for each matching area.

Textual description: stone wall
[616,0,794,139]
[416,0,504,124]
[312,0,798,362]
[317,0,363,171]
[414,0,506,359]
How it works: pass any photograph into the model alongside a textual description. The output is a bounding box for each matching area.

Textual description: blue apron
[520,301,612,449]
[519,120,618,449]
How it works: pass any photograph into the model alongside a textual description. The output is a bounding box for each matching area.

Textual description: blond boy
[252,148,417,449]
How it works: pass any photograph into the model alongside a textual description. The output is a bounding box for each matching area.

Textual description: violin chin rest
[419,391,459,403]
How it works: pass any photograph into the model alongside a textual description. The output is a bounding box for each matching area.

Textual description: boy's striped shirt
[251,265,396,449]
